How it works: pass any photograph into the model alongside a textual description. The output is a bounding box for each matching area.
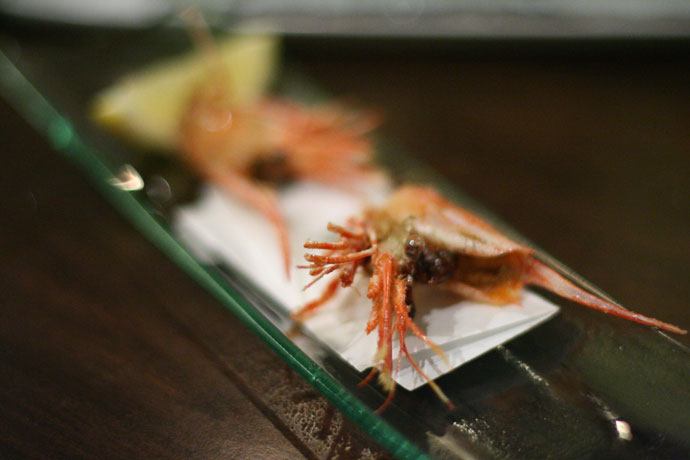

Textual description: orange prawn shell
[179,85,280,173]
[376,187,686,335]
[367,185,539,305]
[179,71,380,185]
[375,185,532,258]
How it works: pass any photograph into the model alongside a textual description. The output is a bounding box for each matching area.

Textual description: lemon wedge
[91,32,279,151]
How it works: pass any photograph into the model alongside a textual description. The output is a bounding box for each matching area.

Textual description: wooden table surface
[1,36,689,459]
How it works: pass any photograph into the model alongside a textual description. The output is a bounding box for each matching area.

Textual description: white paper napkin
[174,183,559,390]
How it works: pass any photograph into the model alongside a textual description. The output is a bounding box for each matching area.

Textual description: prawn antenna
[178,7,227,84]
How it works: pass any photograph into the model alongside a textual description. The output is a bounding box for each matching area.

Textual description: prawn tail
[525,259,686,335]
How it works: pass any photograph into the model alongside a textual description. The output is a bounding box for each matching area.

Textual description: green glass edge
[0,50,432,460]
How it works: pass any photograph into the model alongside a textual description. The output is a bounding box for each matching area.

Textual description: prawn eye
[415,248,458,284]
[250,151,293,184]
[404,234,425,260]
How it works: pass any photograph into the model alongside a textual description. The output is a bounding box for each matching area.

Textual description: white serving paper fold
[174,183,559,390]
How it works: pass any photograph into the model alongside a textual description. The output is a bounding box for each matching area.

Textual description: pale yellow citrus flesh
[91,33,279,151]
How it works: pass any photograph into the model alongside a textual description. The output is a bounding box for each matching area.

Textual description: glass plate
[1,26,688,460]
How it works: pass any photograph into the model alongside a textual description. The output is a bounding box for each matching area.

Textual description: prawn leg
[292,276,341,322]
[291,225,372,320]
[392,277,455,410]
[368,254,454,412]
[192,162,292,277]
[368,253,395,412]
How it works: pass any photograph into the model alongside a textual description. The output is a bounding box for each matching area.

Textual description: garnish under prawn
[292,185,686,411]
[178,16,381,276]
